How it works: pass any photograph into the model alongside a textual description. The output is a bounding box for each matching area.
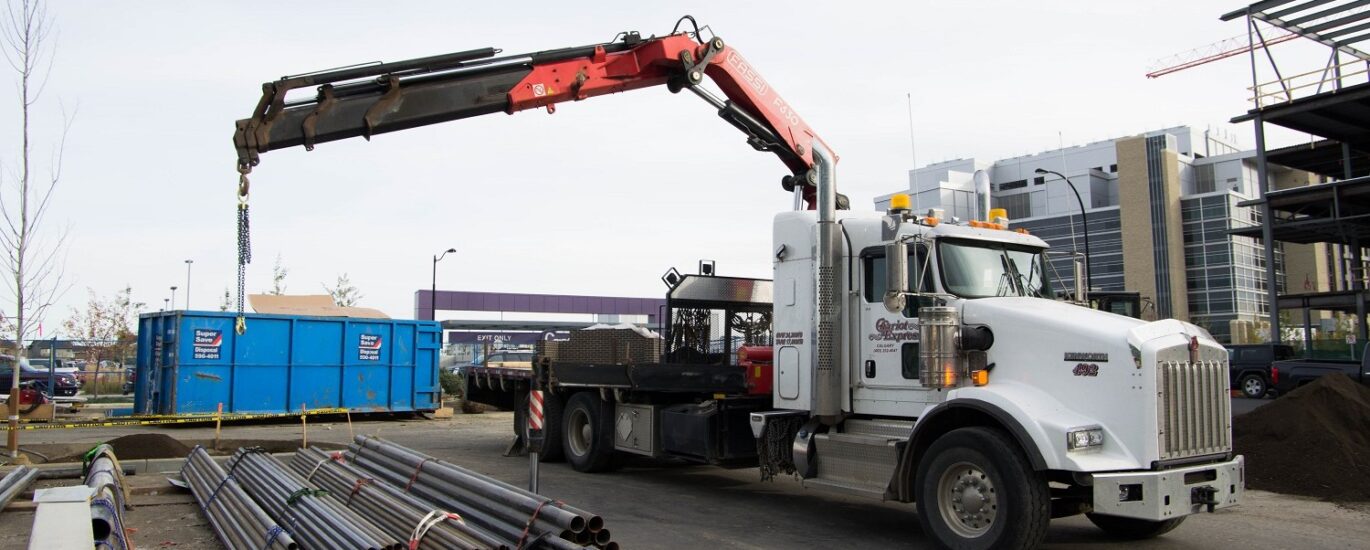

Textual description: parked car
[1225,344,1295,398]
[0,355,80,397]
[1271,344,1370,395]
[485,351,534,368]
[452,351,535,375]
[26,358,81,377]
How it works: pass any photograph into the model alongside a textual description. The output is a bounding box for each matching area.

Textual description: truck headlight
[1067,427,1104,451]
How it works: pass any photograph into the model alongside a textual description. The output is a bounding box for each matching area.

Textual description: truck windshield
[939,240,1049,298]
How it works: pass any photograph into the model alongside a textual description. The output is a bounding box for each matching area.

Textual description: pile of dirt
[103,433,193,460]
[1233,374,1370,502]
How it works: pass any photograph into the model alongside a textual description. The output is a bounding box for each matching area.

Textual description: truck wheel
[1238,374,1267,399]
[914,427,1049,550]
[1086,513,1185,539]
[562,392,616,473]
[516,391,564,462]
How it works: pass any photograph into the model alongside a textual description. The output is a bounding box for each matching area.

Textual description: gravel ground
[1,409,1366,549]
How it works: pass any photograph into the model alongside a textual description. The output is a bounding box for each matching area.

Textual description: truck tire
[516,391,564,462]
[562,392,616,473]
[914,427,1049,550]
[1086,513,1185,539]
[1238,374,1267,399]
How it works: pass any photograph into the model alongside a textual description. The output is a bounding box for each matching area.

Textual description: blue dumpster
[133,311,441,415]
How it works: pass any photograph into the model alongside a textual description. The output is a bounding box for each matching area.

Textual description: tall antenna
[906,93,918,170]
[907,92,919,210]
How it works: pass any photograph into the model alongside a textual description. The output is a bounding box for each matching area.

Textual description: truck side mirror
[884,241,909,313]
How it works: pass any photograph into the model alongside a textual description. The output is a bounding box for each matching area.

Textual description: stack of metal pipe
[0,465,38,510]
[229,448,402,550]
[348,435,616,549]
[289,447,507,550]
[85,444,133,550]
[183,447,298,550]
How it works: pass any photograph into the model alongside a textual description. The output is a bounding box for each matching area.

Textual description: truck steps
[801,476,890,500]
[808,431,903,501]
[841,418,914,439]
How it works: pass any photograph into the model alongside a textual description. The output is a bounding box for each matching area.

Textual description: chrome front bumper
[1089,455,1243,521]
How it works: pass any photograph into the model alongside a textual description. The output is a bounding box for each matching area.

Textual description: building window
[995,193,1032,219]
[999,179,1027,191]
[1033,176,1045,185]
[1195,164,1216,194]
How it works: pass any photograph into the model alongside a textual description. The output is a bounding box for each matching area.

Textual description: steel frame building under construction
[1225,0,1370,353]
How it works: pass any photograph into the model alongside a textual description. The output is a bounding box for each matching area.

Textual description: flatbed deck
[465,359,751,410]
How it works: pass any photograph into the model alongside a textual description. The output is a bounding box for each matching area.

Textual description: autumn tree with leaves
[62,286,143,369]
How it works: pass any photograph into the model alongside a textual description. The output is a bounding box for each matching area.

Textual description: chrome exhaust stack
[811,143,841,423]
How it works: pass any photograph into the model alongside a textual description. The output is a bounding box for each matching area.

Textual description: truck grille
[1157,360,1231,461]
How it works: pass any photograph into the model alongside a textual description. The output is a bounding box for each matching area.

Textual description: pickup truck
[1271,345,1370,395]
[1226,344,1295,398]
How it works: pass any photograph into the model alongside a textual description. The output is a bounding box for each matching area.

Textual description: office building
[876,126,1330,343]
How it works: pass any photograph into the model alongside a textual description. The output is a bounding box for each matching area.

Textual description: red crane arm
[233,25,839,208]
[504,34,831,179]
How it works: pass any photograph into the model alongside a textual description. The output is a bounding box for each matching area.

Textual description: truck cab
[758,197,1243,547]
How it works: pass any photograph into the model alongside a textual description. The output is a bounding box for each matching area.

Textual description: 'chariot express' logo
[870,318,918,342]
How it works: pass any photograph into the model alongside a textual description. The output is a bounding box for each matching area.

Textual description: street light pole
[1035,168,1092,292]
[432,248,457,321]
[170,286,178,311]
[185,259,194,311]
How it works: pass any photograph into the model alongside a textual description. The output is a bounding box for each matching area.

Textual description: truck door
[853,246,938,416]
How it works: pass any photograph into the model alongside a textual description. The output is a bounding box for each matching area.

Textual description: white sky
[0,0,1345,330]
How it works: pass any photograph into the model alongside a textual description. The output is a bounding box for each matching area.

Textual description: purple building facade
[414,290,664,324]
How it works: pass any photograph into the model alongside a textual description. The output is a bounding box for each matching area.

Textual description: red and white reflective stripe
[529,390,544,431]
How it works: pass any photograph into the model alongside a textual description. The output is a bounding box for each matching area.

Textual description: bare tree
[323,273,363,307]
[0,0,68,458]
[268,254,288,295]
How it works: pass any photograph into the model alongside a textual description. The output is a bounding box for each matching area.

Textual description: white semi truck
[235,19,1243,549]
[760,187,1243,546]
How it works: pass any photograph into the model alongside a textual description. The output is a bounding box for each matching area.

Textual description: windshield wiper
[1018,256,1043,298]
[997,254,1023,297]
[996,272,1015,297]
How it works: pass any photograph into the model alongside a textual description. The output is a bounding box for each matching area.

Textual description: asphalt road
[1231,395,1272,416]
[2,402,1365,549]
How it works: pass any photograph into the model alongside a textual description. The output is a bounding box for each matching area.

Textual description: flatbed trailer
[464,366,534,412]
[465,275,774,468]
[464,360,751,410]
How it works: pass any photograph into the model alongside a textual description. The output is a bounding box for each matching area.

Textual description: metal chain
[236,167,253,335]
[757,415,803,482]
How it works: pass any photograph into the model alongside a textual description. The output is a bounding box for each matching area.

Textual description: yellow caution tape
[2,407,358,431]
[103,407,351,421]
